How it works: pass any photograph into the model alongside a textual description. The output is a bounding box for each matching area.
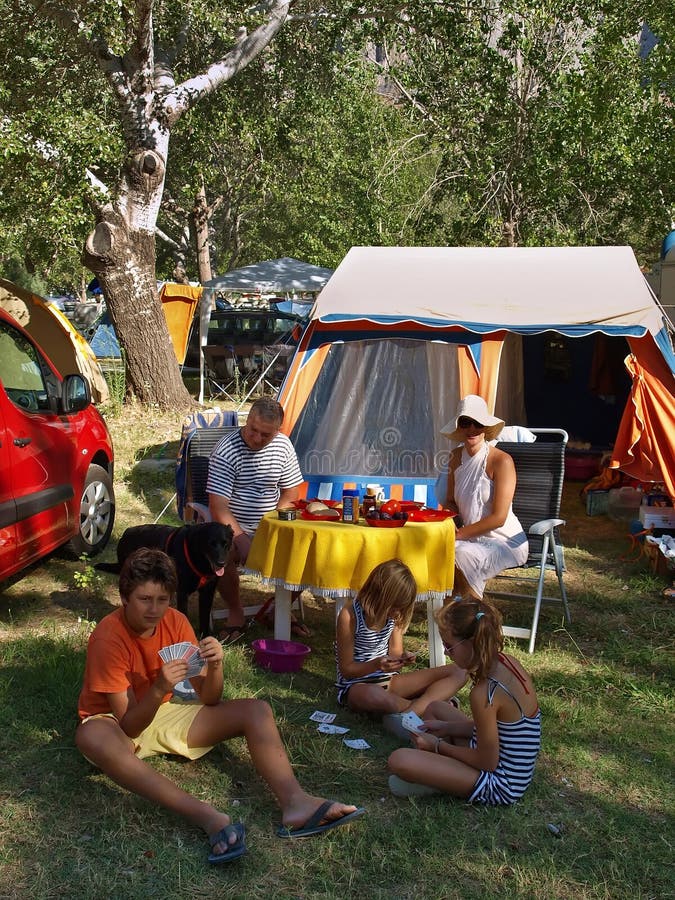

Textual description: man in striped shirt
[207,398,303,640]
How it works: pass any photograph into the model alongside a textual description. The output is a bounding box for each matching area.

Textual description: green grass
[0,407,673,899]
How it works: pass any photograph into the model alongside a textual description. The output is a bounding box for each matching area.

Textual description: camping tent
[202,257,333,294]
[0,279,109,403]
[278,246,675,497]
[197,258,333,403]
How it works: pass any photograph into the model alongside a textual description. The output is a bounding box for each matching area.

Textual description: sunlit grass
[0,406,672,898]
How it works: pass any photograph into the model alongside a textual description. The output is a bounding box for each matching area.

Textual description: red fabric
[609,337,675,499]
[78,607,197,719]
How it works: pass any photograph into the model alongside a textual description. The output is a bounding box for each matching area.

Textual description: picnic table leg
[427,596,445,668]
[273,586,292,641]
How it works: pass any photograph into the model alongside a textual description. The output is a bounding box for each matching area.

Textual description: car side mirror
[61,374,91,413]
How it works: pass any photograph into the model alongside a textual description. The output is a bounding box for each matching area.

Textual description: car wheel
[67,463,115,557]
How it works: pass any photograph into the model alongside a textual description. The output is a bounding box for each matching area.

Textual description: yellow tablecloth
[246,512,455,601]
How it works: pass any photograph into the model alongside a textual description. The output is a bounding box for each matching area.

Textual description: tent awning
[203,257,333,294]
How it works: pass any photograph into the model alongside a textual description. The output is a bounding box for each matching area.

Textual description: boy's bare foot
[280,794,358,830]
[203,812,237,856]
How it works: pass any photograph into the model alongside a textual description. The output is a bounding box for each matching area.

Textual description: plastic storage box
[608,487,642,521]
[586,491,610,516]
[639,506,675,531]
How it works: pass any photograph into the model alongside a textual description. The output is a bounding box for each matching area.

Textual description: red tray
[300,510,342,522]
[407,509,456,523]
[365,517,406,528]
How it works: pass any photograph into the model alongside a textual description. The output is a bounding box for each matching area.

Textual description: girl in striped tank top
[388,597,541,803]
[335,560,467,729]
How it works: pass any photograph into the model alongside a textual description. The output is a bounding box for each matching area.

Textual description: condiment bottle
[342,489,360,523]
[362,488,377,517]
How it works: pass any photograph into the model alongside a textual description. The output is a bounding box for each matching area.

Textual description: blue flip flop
[276,801,366,839]
[207,822,246,864]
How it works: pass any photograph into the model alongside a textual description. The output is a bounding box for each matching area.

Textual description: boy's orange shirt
[78,607,198,720]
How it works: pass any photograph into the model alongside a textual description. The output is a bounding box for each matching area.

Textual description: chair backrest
[203,344,236,378]
[498,428,568,563]
[175,412,239,519]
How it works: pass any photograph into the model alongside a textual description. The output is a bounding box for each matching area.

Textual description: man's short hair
[119,548,178,599]
[249,397,284,426]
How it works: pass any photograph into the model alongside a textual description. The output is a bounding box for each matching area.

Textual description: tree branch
[162,1,291,123]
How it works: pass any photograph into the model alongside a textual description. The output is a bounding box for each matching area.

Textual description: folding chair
[176,414,304,628]
[489,428,571,653]
[178,421,240,523]
[203,345,239,401]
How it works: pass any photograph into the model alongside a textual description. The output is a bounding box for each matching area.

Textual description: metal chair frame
[489,428,571,653]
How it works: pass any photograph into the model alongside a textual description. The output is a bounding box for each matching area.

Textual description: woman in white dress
[440,396,528,600]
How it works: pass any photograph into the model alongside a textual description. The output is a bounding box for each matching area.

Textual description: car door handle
[13,437,32,447]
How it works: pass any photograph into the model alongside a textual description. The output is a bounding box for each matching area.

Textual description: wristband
[434,737,442,753]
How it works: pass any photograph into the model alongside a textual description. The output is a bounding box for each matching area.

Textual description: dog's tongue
[215,566,225,577]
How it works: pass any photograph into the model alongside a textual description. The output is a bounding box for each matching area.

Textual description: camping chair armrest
[184,501,212,524]
[528,518,565,536]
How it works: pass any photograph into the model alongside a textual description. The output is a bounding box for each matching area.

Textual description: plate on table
[294,498,341,510]
[407,508,456,523]
[398,500,425,511]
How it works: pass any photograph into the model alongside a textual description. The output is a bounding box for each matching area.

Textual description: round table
[245,512,456,666]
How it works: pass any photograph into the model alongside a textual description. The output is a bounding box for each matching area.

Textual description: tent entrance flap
[289,339,523,480]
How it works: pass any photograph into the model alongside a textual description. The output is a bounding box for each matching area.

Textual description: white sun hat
[441,394,505,442]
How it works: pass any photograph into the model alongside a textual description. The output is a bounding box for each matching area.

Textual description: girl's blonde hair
[435,596,503,683]
[357,559,417,631]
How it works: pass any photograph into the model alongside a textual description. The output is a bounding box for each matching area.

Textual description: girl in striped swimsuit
[388,597,541,802]
[335,560,467,728]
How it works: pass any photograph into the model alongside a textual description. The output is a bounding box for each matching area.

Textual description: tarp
[89,283,202,366]
[159,282,202,365]
[278,246,675,495]
[0,279,109,403]
[202,257,333,293]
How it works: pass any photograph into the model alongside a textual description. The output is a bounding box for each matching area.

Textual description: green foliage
[376,1,673,258]
[71,559,106,601]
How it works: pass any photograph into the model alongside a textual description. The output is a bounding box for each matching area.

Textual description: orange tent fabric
[609,336,675,498]
[159,284,202,364]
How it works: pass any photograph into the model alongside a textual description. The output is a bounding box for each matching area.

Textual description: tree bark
[83,148,192,407]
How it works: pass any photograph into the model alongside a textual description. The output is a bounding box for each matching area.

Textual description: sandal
[218,624,247,644]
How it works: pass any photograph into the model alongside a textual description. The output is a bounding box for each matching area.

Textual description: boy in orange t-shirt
[76,548,364,865]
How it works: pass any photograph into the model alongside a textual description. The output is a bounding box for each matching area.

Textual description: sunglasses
[443,637,467,655]
[457,417,484,430]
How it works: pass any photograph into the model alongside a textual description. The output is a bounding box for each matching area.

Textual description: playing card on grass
[317,723,350,735]
[309,711,336,724]
[343,738,370,750]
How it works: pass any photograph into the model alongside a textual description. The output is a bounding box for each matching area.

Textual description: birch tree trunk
[33,0,291,407]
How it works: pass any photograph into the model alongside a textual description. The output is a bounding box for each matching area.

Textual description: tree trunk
[194,176,213,285]
[83,147,192,408]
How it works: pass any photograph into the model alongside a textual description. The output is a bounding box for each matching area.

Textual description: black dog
[97,522,233,637]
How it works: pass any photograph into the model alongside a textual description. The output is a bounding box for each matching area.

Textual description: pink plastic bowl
[251,638,311,673]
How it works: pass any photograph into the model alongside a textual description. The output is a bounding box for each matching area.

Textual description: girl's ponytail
[436,598,503,682]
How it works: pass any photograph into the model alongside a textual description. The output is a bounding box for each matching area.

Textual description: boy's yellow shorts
[81,700,214,761]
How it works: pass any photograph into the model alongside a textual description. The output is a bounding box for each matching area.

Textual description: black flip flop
[207,822,246,864]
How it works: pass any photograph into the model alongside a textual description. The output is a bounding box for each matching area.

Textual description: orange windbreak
[610,336,675,498]
[160,283,202,364]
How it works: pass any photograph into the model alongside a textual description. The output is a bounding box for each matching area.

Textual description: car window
[0,321,50,411]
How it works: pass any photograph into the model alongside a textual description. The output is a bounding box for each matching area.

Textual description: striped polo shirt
[206,428,303,533]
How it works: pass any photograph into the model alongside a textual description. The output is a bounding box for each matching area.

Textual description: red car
[0,307,115,580]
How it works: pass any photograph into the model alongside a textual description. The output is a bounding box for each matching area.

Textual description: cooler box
[586,491,610,516]
[608,487,642,521]
[639,506,675,530]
